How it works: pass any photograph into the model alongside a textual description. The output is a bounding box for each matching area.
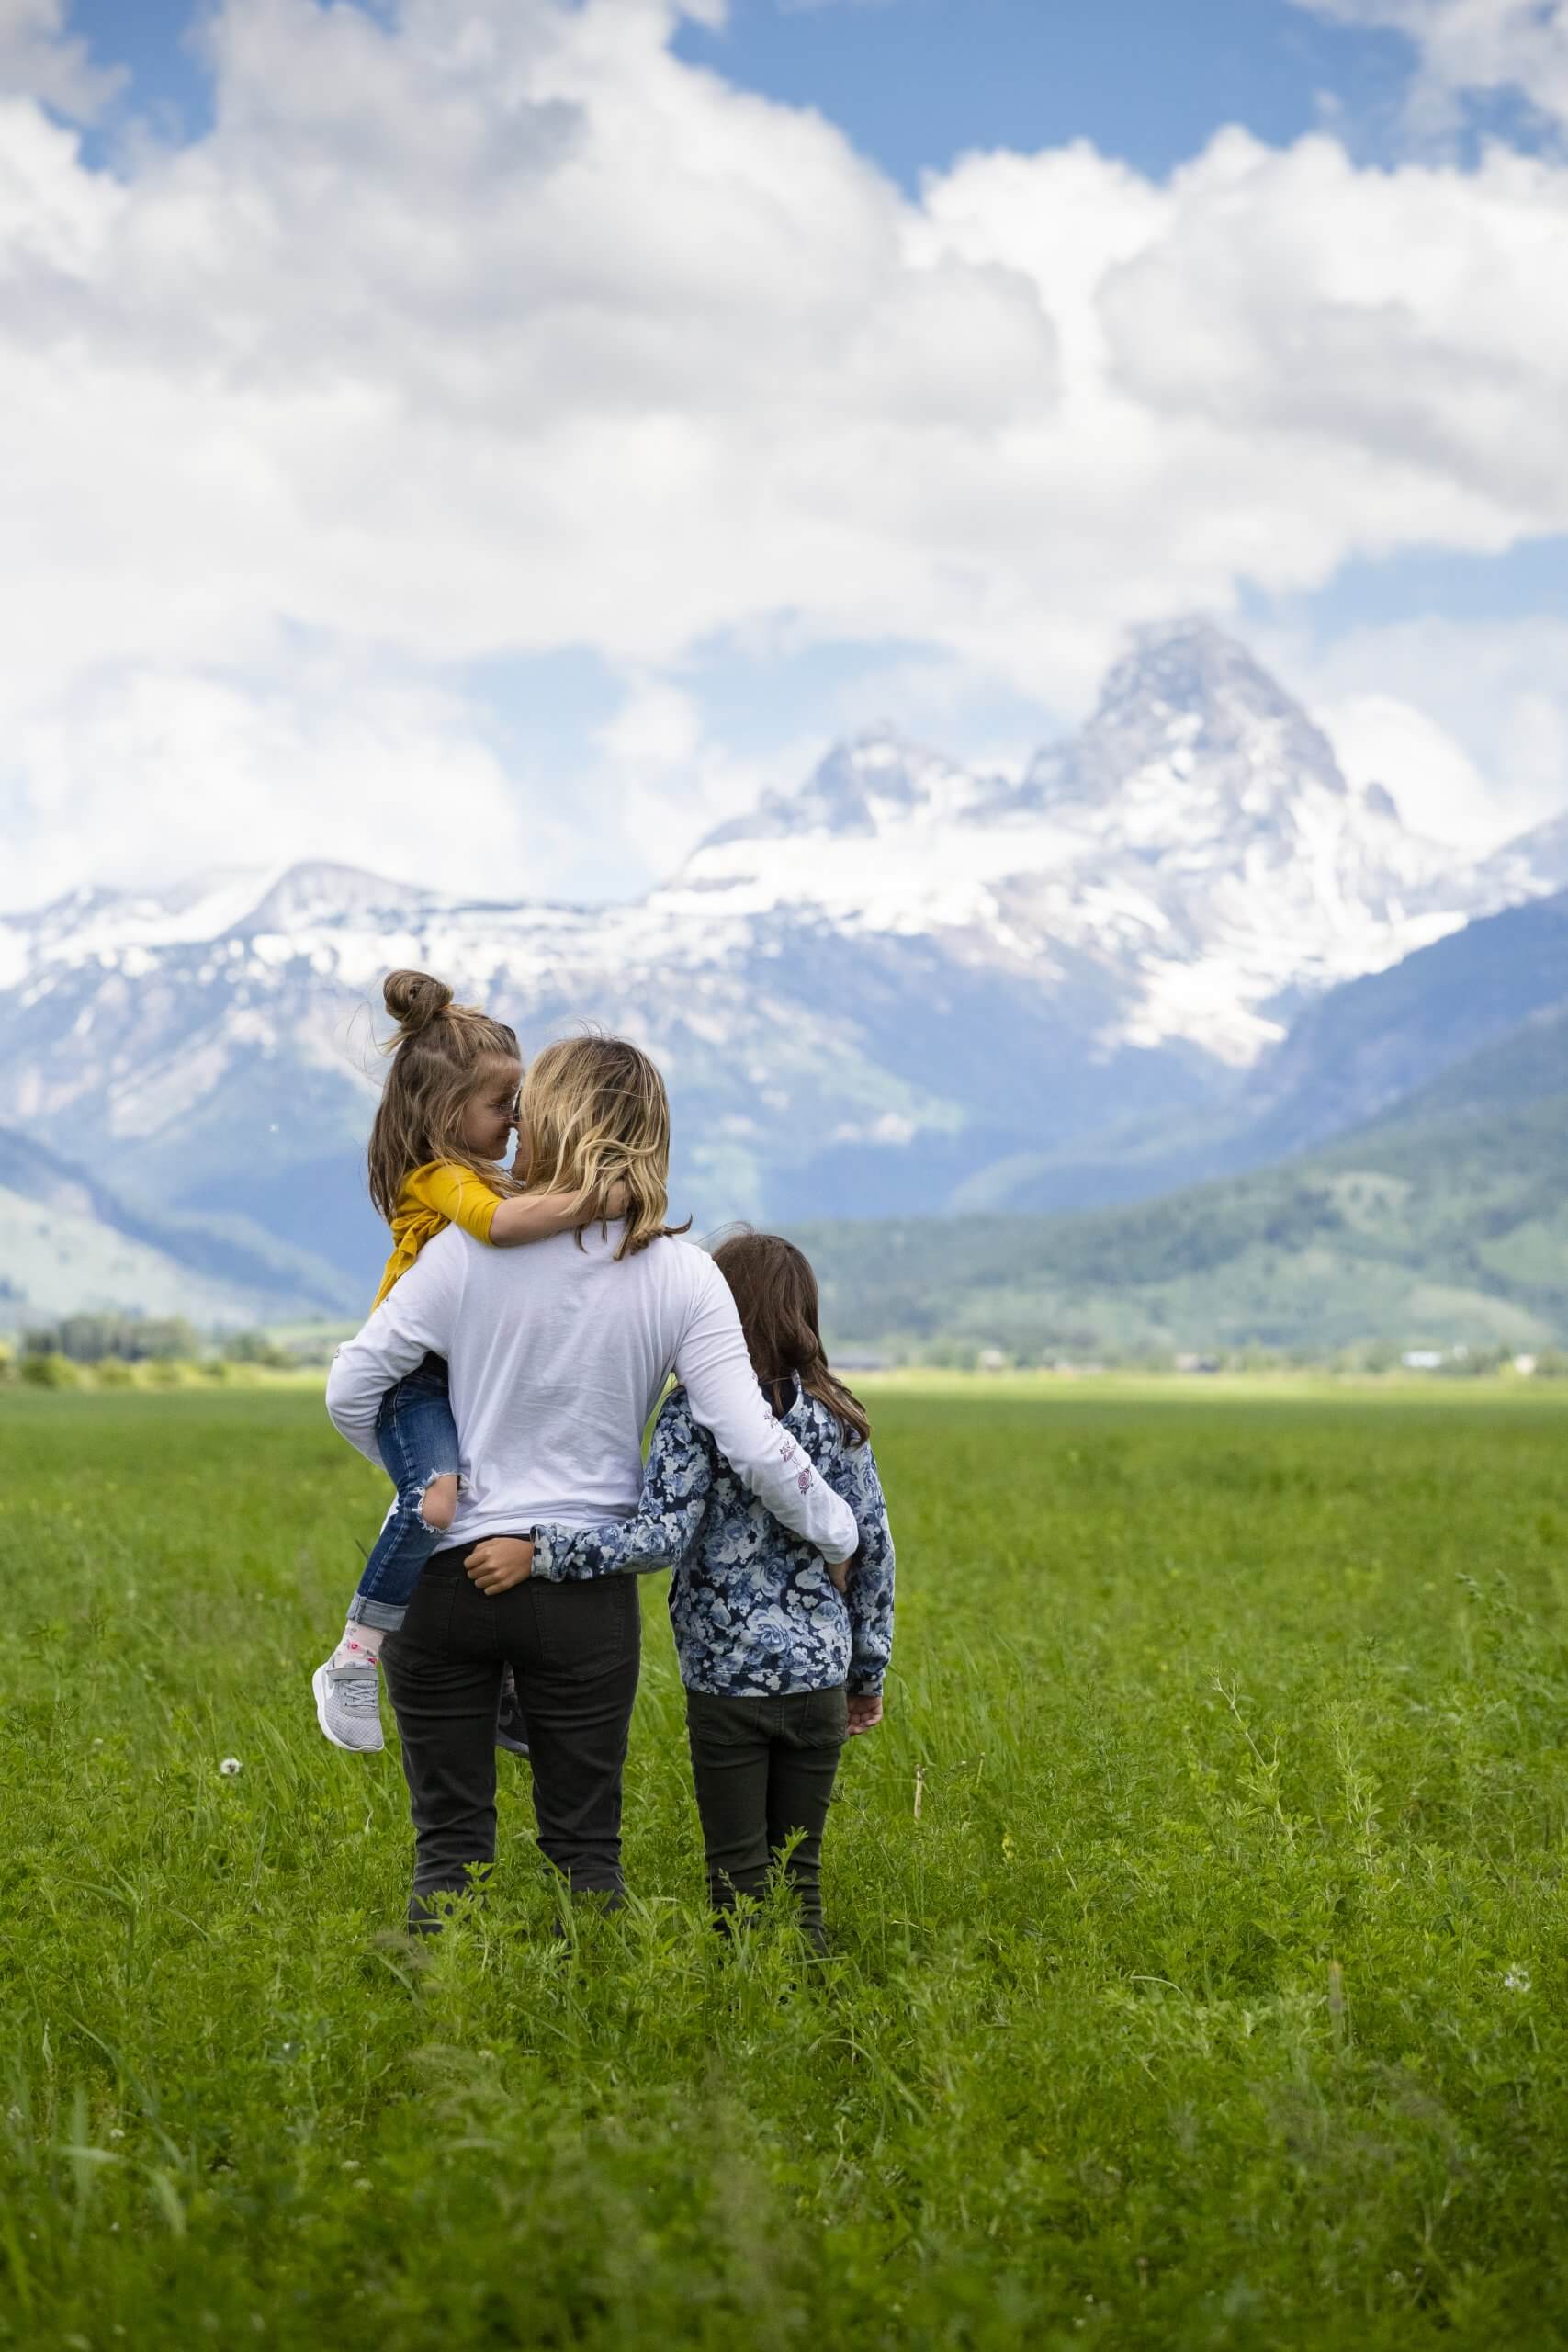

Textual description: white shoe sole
[312,1662,385,1754]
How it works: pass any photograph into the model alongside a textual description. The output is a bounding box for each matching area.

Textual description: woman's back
[326,1219,860,1561]
[440,1221,708,1538]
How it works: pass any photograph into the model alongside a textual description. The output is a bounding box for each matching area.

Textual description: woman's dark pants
[684,1685,848,1951]
[383,1549,640,1930]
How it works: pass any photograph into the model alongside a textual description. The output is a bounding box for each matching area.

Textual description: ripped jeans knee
[416,1470,460,1534]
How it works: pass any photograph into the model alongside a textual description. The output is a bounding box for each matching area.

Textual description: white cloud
[1095,130,1568,525]
[1293,0,1568,131]
[0,0,122,118]
[1266,614,1568,847]
[6,662,561,906]
[588,678,783,879]
[4,0,1568,902]
[1319,692,1495,842]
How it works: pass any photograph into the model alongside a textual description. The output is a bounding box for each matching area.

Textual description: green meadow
[3,1385,1567,2349]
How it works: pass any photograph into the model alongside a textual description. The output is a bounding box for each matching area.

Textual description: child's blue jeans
[348,1354,462,1633]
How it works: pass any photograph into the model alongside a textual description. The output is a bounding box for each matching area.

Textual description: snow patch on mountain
[666,620,1521,1066]
[1,618,1563,1277]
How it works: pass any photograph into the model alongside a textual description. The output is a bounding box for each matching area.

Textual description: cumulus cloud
[0,0,122,117]
[6,660,567,906]
[3,0,1568,903]
[1095,130,1568,521]
[1265,614,1568,847]
[585,677,781,882]
[1319,692,1496,842]
[1293,0,1568,131]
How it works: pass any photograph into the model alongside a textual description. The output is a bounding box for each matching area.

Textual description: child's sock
[333,1623,386,1669]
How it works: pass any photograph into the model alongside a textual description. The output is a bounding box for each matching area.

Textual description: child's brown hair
[710,1229,869,1447]
[367,969,523,1221]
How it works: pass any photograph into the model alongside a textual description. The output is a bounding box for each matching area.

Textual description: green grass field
[4,1387,1567,2349]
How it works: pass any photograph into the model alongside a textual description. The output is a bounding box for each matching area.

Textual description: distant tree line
[23,1313,202,1363]
[17,1316,302,1368]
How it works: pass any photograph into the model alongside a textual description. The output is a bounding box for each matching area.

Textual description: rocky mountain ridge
[2,619,1562,1314]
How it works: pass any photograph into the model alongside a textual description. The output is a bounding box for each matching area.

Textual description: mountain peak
[230,862,423,937]
[693,726,998,856]
[1025,616,1354,844]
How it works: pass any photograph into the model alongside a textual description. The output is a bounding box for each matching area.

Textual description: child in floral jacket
[529,1230,894,1951]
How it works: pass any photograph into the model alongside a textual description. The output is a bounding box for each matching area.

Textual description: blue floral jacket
[531,1377,895,1699]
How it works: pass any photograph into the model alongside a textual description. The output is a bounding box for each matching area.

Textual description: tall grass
[2,1389,1566,2347]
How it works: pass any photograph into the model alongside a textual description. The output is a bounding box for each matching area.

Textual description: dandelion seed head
[220,1757,243,1777]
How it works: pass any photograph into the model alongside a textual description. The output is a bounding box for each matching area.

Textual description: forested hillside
[802,1030,1568,1360]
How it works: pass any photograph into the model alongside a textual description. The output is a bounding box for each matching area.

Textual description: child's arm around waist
[531,1391,714,1582]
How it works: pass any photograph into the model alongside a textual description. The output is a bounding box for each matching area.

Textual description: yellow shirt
[372,1161,502,1309]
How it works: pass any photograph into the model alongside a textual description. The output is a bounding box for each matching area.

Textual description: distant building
[1401,1351,1445,1371]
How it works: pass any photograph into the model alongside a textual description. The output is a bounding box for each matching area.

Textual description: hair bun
[383,968,454,1032]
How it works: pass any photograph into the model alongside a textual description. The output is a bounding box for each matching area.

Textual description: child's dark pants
[384,1549,640,1930]
[683,1685,848,1951]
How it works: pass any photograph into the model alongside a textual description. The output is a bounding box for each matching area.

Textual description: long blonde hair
[520,1034,688,1260]
[367,969,523,1222]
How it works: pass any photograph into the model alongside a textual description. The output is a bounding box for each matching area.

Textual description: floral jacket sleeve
[836,1436,896,1697]
[531,1385,896,1701]
[531,1390,713,1582]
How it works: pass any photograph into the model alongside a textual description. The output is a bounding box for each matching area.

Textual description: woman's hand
[845,1692,883,1736]
[465,1536,535,1594]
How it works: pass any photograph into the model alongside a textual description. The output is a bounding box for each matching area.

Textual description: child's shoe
[495,1667,530,1757]
[312,1657,386,1753]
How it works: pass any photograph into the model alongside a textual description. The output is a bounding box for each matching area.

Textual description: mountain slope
[1238,888,1568,1161]
[801,1037,1568,1360]
[0,1126,360,1331]
[970,879,1568,1216]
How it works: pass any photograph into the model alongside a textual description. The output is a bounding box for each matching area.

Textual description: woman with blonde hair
[326,1029,859,1927]
[311,971,606,1756]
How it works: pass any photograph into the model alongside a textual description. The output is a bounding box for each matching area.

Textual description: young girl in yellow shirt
[312,968,594,1755]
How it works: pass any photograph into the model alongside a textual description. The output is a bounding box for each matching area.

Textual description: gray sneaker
[312,1658,385,1754]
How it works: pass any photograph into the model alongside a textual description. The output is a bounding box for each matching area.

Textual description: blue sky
[4,0,1567,901]
[74,0,1537,181]
[677,0,1418,184]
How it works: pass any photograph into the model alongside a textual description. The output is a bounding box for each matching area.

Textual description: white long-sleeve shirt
[323,1223,861,1565]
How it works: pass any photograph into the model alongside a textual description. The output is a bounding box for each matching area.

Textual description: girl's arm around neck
[532,1392,713,1581]
[488,1180,630,1248]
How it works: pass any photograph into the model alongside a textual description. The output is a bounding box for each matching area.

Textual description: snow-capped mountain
[0,620,1558,1311]
[669,624,1502,1063]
